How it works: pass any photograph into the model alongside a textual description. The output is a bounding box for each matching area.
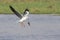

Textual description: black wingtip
[9,5,22,18]
[9,5,11,7]
[28,22,30,26]
[9,5,17,13]
[9,5,12,9]
[9,5,14,11]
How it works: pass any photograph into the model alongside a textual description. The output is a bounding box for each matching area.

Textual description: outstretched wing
[9,5,22,19]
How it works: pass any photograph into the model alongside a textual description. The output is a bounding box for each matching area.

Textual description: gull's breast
[19,16,28,22]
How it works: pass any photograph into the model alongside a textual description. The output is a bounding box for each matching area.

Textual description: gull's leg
[20,22,25,27]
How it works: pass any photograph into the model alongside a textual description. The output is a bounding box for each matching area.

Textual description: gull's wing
[9,5,22,19]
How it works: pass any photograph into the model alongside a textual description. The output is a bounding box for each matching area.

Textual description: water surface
[0,14,60,40]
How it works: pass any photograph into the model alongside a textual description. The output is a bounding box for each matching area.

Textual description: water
[0,14,60,40]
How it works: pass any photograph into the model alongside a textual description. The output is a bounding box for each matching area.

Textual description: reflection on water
[0,14,60,40]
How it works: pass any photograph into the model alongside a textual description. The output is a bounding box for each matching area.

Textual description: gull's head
[24,9,29,16]
[25,9,29,12]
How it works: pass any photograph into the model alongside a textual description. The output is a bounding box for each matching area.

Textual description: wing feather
[9,5,22,19]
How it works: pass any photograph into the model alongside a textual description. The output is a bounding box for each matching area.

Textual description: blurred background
[0,0,60,14]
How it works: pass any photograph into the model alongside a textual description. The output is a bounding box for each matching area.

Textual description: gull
[9,5,30,27]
